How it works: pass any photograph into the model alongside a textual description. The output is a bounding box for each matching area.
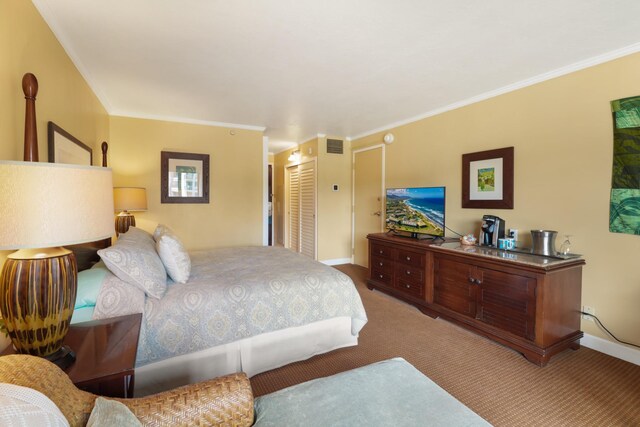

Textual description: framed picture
[462,146,514,209]
[47,122,93,165]
[161,151,210,204]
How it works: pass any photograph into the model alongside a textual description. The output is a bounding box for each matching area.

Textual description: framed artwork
[47,122,93,165]
[462,146,514,209]
[161,151,210,204]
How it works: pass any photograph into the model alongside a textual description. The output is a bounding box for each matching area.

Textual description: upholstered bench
[254,357,491,426]
[0,355,490,426]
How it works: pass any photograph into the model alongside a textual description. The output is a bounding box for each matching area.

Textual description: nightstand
[2,313,142,398]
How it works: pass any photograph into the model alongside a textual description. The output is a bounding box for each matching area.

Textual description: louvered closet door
[299,161,316,259]
[286,161,316,259]
[288,166,300,252]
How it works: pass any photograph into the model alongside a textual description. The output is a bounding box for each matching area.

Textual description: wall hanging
[48,122,92,165]
[161,151,210,204]
[462,146,514,209]
[610,97,640,235]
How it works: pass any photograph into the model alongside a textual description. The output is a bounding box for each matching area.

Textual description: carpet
[250,264,640,426]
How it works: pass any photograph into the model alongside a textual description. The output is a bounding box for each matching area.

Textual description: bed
[71,226,368,396]
[12,75,366,395]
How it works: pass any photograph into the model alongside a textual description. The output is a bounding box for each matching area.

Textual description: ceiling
[33,0,640,153]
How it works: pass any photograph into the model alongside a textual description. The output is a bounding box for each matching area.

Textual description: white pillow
[119,226,155,246]
[154,224,191,284]
[87,397,141,427]
[98,228,168,299]
[0,383,69,427]
[153,224,170,241]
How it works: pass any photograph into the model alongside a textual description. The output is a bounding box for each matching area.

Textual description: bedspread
[95,246,367,366]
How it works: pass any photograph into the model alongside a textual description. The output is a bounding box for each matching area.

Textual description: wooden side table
[2,313,142,398]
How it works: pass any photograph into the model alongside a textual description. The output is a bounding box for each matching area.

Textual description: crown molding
[110,111,266,131]
[350,42,640,141]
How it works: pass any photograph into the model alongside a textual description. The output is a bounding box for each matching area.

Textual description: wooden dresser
[367,233,585,366]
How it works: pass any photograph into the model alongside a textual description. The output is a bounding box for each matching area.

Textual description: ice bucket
[530,230,557,256]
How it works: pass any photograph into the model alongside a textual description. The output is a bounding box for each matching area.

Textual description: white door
[299,161,316,259]
[353,146,384,267]
[287,165,300,251]
[286,160,317,259]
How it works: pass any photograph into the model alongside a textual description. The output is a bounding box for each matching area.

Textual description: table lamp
[0,161,114,368]
[113,187,148,236]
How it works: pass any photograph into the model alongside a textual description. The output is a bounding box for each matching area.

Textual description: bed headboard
[68,238,111,271]
[23,73,113,271]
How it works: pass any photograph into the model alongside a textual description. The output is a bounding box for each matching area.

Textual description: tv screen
[385,186,445,238]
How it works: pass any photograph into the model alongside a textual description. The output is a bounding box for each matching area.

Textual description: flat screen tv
[385,186,445,239]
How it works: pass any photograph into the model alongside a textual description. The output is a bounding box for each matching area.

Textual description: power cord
[579,311,640,349]
[445,225,464,237]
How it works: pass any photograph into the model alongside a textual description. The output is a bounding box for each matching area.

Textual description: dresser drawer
[371,256,394,273]
[396,278,424,299]
[397,249,424,267]
[395,264,423,284]
[371,243,394,260]
[371,269,393,286]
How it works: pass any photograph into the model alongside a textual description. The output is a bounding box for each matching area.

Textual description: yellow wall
[109,116,264,249]
[353,53,640,345]
[0,1,109,270]
[317,136,352,261]
[0,0,109,163]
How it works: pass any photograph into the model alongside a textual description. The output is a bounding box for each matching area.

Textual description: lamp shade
[113,187,147,212]
[0,161,114,250]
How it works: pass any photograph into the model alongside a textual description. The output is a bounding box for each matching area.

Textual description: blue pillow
[75,267,108,309]
[71,306,95,324]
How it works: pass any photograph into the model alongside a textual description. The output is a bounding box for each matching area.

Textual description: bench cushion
[254,357,491,427]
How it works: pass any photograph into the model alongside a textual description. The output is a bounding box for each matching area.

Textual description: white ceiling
[33,0,640,153]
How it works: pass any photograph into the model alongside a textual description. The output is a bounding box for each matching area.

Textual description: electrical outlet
[582,305,595,321]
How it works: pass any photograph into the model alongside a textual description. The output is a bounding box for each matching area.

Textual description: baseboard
[320,258,352,266]
[581,333,640,366]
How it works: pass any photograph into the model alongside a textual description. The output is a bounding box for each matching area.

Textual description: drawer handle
[468,277,482,285]
[404,284,411,289]
[379,274,383,279]
[379,262,383,266]
[406,270,411,275]
[379,250,384,254]
[406,256,411,261]
[468,277,475,284]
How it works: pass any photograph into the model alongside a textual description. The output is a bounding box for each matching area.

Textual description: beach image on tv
[386,187,445,236]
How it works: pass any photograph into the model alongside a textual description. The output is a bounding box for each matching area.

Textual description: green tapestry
[610,96,640,235]
[610,189,640,235]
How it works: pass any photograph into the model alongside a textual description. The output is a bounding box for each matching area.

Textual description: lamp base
[0,248,77,360]
[44,345,76,370]
[115,211,136,236]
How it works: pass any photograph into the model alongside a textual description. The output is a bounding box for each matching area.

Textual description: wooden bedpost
[22,73,38,162]
[101,141,108,167]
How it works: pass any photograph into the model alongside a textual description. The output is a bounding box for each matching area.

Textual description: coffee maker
[479,215,505,247]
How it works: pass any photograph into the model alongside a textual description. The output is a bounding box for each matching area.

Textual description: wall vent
[327,139,344,154]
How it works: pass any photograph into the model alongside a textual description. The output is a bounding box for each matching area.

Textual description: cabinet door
[476,268,536,340]
[433,256,477,318]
